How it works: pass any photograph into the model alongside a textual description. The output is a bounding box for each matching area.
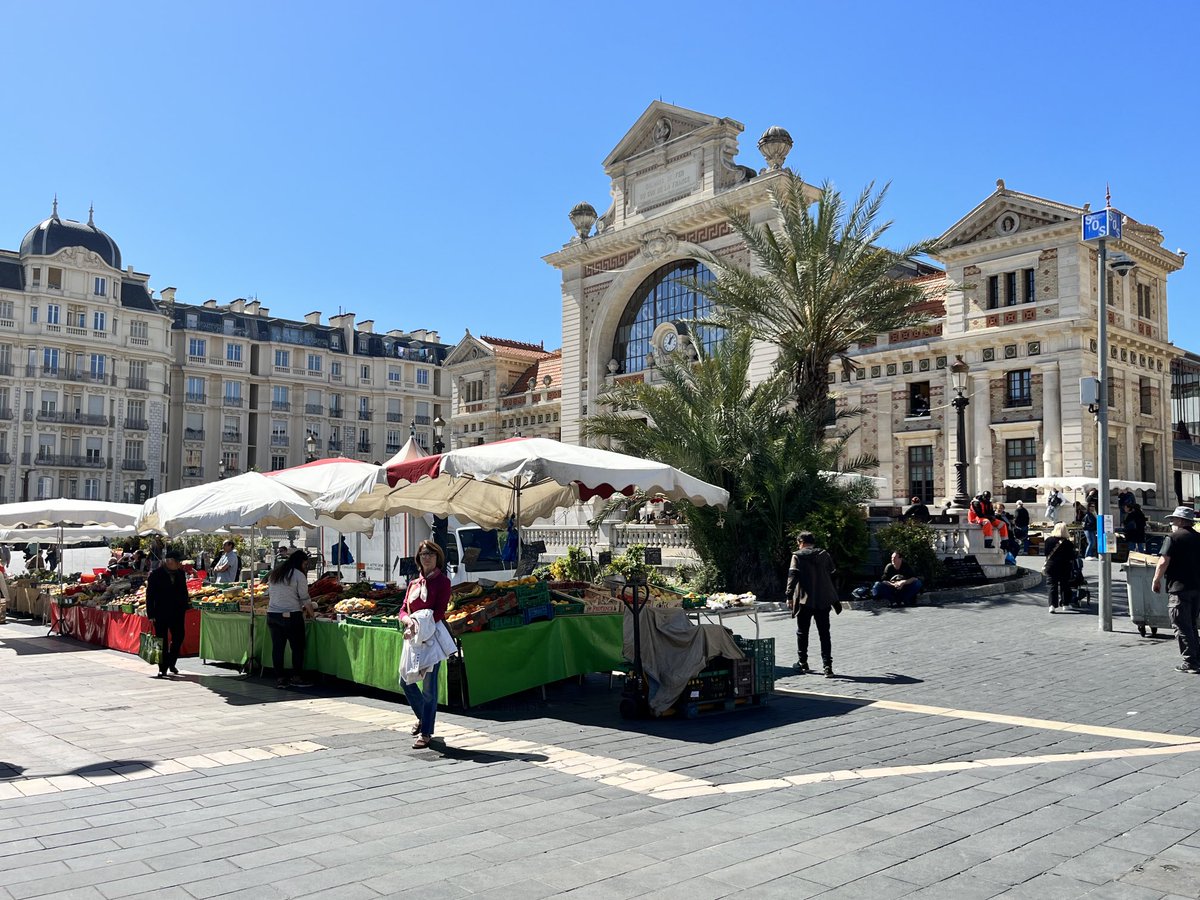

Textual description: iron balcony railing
[124,418,149,430]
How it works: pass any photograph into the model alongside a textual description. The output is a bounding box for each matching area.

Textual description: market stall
[50,602,202,656]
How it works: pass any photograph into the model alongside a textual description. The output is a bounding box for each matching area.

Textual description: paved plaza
[4,561,1200,898]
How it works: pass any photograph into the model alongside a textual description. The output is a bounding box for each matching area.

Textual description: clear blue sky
[2,1,1196,351]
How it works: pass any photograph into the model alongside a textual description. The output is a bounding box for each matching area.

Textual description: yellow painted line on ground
[774,687,1200,746]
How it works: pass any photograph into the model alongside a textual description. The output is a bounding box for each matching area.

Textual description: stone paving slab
[2,565,1200,897]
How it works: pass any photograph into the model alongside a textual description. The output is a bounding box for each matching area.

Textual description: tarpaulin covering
[197,611,624,706]
[50,604,201,656]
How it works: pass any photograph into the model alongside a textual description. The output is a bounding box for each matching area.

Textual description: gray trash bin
[1123,551,1170,637]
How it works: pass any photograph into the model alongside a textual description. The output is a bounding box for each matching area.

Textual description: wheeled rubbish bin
[1123,551,1171,637]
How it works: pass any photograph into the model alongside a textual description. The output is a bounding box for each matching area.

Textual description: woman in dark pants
[1043,522,1078,613]
[267,550,315,688]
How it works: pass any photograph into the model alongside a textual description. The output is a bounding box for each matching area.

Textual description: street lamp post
[305,432,318,462]
[950,355,971,509]
[432,416,445,454]
[217,459,226,480]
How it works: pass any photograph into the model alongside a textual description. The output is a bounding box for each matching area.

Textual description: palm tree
[584,327,874,596]
[697,172,939,419]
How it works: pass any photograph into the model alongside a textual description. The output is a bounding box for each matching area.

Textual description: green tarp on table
[198,611,623,707]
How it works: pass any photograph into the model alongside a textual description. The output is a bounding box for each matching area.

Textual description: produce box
[733,636,775,694]
[548,580,589,597]
[487,614,524,631]
[515,581,551,609]
[582,597,622,615]
[522,603,554,625]
[550,592,586,616]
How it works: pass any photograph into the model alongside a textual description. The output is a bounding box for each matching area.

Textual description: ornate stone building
[544,101,814,444]
[837,182,1185,509]
[442,332,561,448]
[0,203,173,502]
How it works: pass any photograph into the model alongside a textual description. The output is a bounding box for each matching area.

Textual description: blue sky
[1,1,1196,351]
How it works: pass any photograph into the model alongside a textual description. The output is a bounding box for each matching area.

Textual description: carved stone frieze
[640,229,679,262]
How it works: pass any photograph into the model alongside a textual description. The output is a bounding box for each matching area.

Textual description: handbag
[138,632,164,666]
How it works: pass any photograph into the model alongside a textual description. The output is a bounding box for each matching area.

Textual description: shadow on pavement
[0,762,27,781]
[826,672,923,685]
[0,636,104,655]
[432,744,549,765]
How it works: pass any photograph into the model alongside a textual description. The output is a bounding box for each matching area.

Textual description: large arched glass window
[611,260,720,374]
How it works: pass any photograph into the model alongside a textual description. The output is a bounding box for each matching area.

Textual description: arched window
[611,260,719,374]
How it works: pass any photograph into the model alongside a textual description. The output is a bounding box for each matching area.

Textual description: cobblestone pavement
[3,559,1200,898]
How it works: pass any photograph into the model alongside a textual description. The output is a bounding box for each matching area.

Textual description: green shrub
[791,503,870,594]
[875,520,944,586]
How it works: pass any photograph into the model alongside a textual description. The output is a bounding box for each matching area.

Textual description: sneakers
[1175,663,1200,674]
[1049,606,1056,614]
[823,664,835,678]
[168,666,180,675]
[275,678,289,689]
[793,661,811,674]
[290,680,313,689]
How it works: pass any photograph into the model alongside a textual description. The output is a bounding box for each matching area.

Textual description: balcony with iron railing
[385,443,402,453]
[0,452,10,465]
[223,395,244,407]
[413,414,431,425]
[185,392,207,404]
[305,403,324,415]
[22,453,108,468]
[127,377,150,391]
[329,407,344,419]
[0,362,12,377]
[184,428,205,441]
[271,434,290,447]
[358,410,373,421]
[221,431,242,443]
[356,442,372,454]
[0,408,13,420]
[183,466,204,478]
[121,459,147,471]
[272,400,291,412]
[328,440,343,453]
[36,411,112,427]
[386,412,404,423]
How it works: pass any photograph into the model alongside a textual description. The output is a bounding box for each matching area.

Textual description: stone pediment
[443,332,493,368]
[603,101,737,170]
[936,184,1084,254]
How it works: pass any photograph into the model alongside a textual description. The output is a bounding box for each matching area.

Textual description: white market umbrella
[0,499,142,528]
[382,437,729,529]
[1003,476,1157,493]
[137,472,318,537]
[0,524,134,545]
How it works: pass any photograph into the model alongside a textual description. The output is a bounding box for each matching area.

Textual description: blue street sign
[1082,208,1123,242]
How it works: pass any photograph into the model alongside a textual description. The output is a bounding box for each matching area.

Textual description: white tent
[137,472,318,537]
[0,499,142,529]
[1002,476,1157,493]
[381,437,729,529]
[0,524,134,545]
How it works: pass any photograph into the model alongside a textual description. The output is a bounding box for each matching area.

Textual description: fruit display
[704,592,757,609]
[334,598,378,615]
[493,575,540,589]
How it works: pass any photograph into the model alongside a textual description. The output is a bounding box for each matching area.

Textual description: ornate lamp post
[950,355,971,510]
[217,459,226,480]
[305,432,318,462]
[432,416,445,454]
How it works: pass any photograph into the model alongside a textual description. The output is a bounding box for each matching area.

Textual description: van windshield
[460,529,505,571]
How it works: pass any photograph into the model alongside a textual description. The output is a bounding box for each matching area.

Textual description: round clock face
[662,331,679,353]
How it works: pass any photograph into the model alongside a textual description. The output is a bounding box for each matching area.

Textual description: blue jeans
[402,661,441,736]
[1128,541,1145,553]
[1084,531,1097,558]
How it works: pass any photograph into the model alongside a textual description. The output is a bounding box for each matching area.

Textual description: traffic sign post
[1083,203,1122,632]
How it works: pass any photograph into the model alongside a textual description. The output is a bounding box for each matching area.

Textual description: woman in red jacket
[402,540,451,749]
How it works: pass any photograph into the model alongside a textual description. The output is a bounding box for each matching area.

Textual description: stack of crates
[733,636,776,695]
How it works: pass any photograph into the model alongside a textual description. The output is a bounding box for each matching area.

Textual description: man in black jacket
[146,549,191,678]
[1153,507,1200,674]
[786,532,841,677]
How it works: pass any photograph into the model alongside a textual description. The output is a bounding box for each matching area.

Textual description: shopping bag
[138,632,164,666]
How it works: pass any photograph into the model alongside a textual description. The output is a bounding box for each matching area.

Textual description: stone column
[876,389,894,502]
[1040,363,1062,477]
[971,372,993,495]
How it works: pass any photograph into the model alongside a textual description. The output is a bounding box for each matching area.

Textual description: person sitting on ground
[872,551,924,607]
[967,491,1009,548]
[902,497,931,523]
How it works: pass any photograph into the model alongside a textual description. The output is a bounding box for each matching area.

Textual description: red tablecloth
[50,604,201,656]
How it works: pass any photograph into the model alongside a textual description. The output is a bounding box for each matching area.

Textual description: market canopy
[380,437,730,528]
[284,440,428,531]
[136,472,318,537]
[1002,476,1157,493]
[0,525,135,545]
[0,499,143,529]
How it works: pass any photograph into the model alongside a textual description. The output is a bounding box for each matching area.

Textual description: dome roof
[20,208,121,270]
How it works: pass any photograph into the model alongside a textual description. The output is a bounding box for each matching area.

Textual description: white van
[445,524,517,585]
